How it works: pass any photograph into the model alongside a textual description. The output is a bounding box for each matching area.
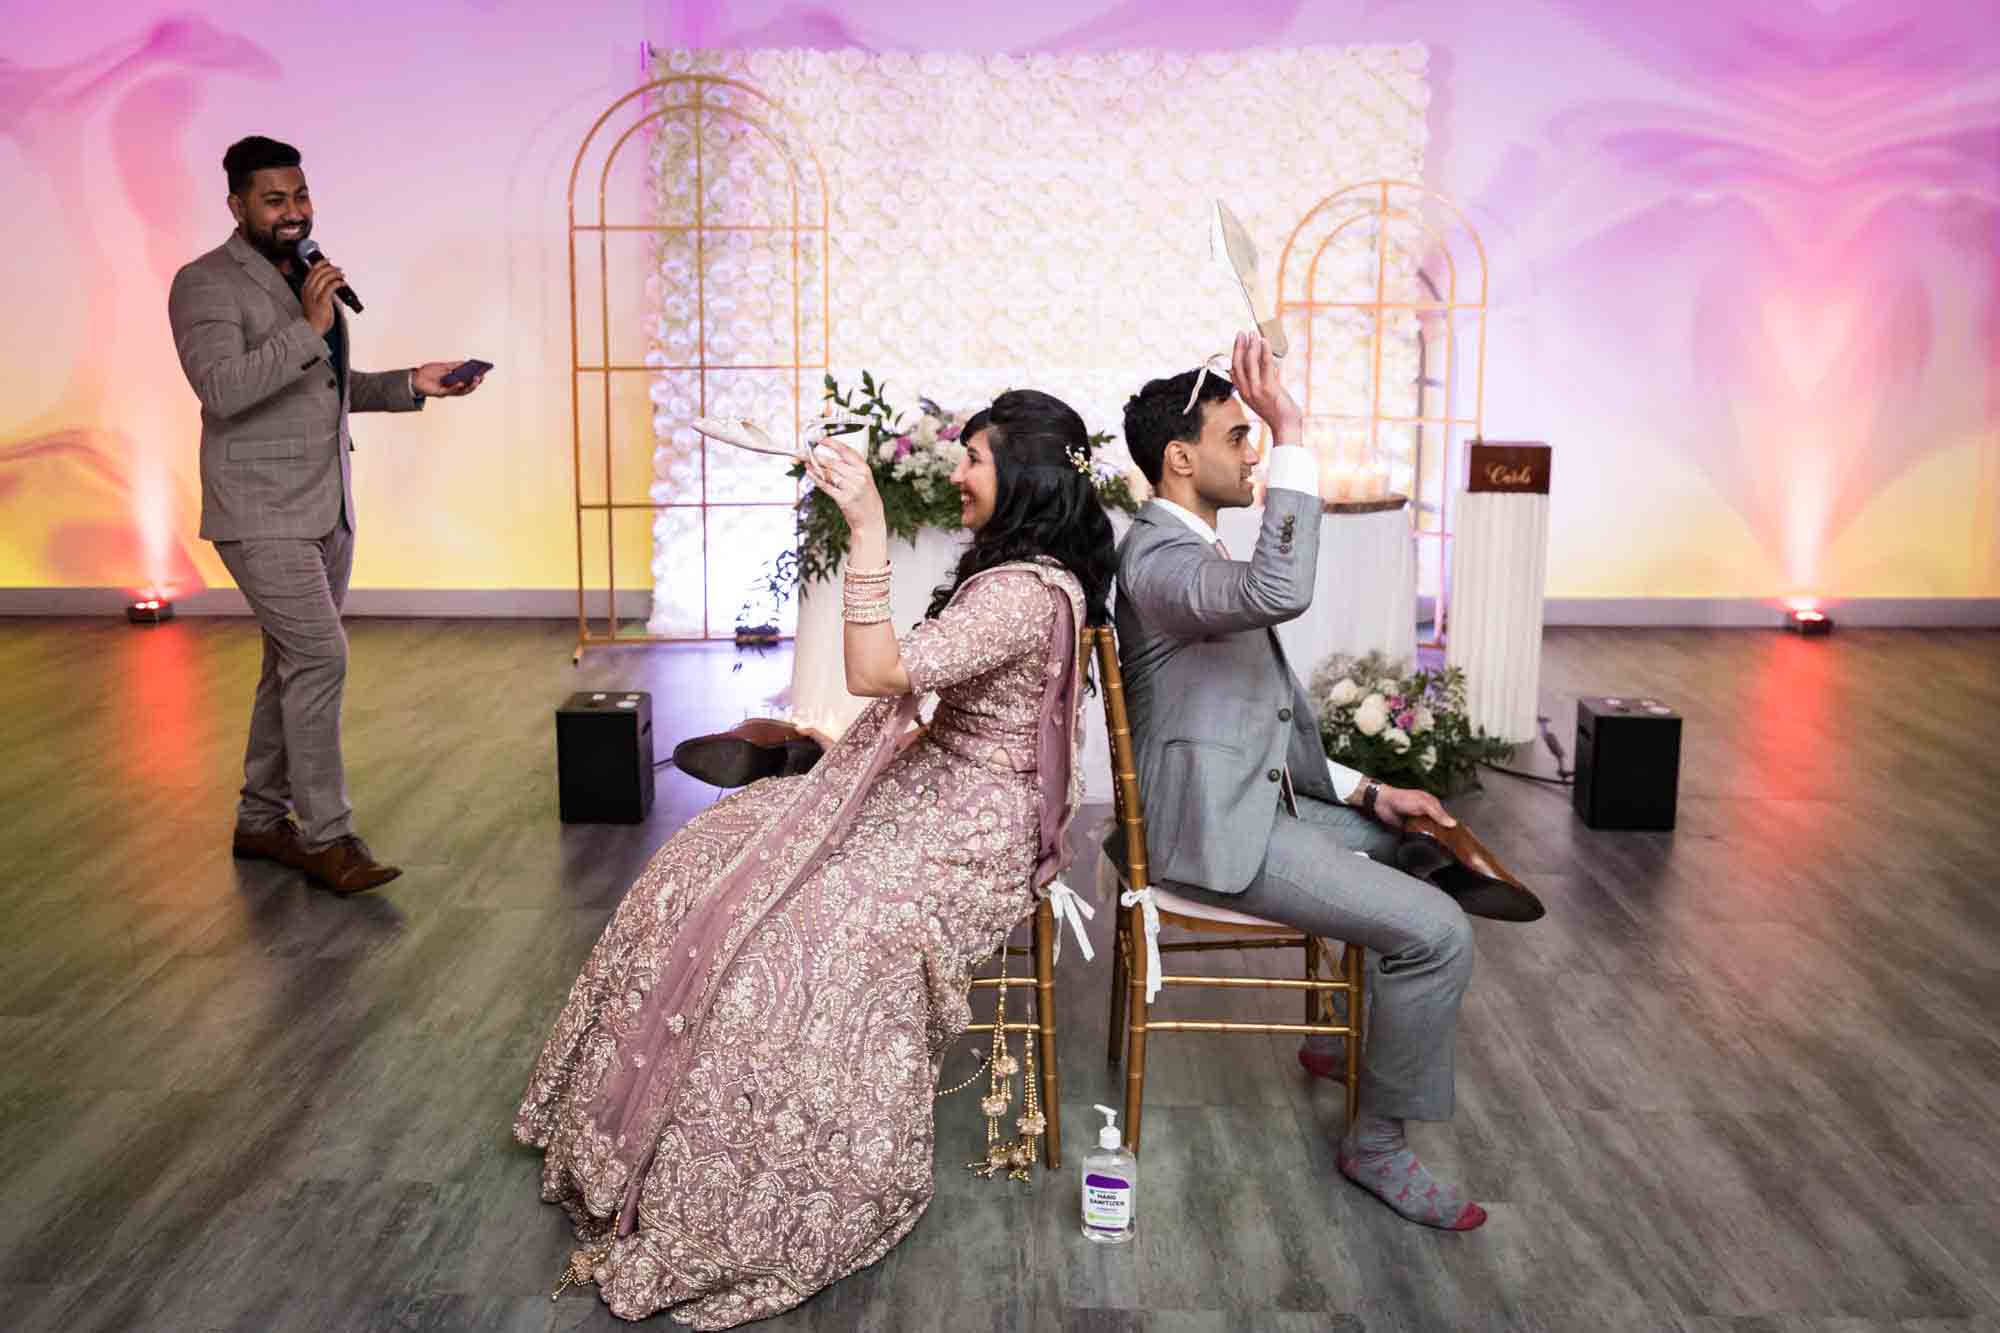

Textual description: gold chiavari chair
[965,901,1063,1168]
[1087,624,1365,1151]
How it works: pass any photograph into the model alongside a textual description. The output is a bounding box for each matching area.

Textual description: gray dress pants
[212,522,356,849]
[1167,793,1473,1121]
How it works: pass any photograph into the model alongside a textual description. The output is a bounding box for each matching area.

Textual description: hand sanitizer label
[1083,1173,1132,1230]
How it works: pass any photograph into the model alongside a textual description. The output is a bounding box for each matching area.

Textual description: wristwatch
[1356,779,1381,817]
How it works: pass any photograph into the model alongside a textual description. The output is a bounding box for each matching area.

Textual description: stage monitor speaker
[1572,696,1681,831]
[557,691,654,823]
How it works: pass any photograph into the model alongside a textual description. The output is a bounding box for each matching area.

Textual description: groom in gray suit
[1114,333,1487,1230]
[168,136,484,894]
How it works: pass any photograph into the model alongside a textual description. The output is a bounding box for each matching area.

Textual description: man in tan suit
[168,135,484,893]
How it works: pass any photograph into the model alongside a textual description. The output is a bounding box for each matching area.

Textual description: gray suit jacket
[168,231,422,540]
[1114,490,1338,896]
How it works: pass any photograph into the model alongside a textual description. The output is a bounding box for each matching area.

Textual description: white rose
[1327,678,1361,708]
[1385,727,1412,753]
[1412,706,1435,734]
[1354,694,1390,736]
[1418,744,1437,771]
[1123,466,1153,503]
[913,415,940,447]
[877,441,899,463]
[1375,677,1402,695]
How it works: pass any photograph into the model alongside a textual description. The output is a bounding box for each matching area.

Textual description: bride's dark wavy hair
[925,389,1116,628]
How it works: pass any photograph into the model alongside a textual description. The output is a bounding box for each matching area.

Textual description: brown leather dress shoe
[294,835,402,895]
[1397,815,1546,923]
[672,718,823,789]
[232,819,306,864]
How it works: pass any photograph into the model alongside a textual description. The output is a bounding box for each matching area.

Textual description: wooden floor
[2,617,1998,1332]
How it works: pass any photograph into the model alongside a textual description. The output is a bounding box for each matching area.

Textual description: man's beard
[245,218,310,261]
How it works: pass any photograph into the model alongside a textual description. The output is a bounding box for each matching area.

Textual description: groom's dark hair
[223,136,303,194]
[1122,368,1235,486]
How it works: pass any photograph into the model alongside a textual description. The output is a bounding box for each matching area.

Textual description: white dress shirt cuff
[1266,444,1318,498]
[1324,757,1365,804]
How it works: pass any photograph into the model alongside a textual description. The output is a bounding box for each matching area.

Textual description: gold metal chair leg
[1304,935,1322,1026]
[1032,899,1062,1169]
[1107,915,1129,1066]
[1123,903,1150,1152]
[1342,941,1365,1129]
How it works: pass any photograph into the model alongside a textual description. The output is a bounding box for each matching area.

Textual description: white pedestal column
[1446,490,1550,743]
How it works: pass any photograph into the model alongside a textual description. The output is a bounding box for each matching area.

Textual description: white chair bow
[1044,878,1097,963]
[1118,886,1164,1005]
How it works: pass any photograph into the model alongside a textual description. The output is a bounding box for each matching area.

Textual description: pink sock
[1338,1112,1487,1231]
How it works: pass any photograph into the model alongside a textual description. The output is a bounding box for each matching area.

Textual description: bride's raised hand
[803,440,885,533]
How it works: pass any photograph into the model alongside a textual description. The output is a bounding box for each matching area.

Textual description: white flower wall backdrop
[646,45,1429,636]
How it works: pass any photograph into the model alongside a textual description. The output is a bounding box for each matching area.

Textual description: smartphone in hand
[439,359,493,388]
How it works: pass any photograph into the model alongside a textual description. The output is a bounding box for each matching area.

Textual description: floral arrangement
[790,372,1143,586]
[1307,651,1512,797]
[1090,459,1150,515]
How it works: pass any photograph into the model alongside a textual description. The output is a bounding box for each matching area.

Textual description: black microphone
[295,237,363,314]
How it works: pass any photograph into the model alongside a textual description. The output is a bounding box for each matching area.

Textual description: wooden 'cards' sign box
[1466,441,1550,494]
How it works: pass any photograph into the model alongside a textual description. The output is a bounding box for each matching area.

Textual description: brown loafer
[295,835,402,896]
[672,718,823,788]
[232,818,307,864]
[1397,815,1545,923]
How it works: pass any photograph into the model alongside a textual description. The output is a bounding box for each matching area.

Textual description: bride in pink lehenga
[515,390,1117,1327]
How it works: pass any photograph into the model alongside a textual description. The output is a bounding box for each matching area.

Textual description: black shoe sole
[1434,866,1546,922]
[673,736,788,788]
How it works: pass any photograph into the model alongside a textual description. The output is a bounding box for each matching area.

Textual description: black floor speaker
[1573,696,1682,830]
[556,691,654,823]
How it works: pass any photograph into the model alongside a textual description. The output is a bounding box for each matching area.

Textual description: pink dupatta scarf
[577,561,1086,1235]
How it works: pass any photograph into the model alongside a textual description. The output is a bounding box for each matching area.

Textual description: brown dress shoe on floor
[294,835,402,895]
[672,718,823,789]
[232,819,306,864]
[1396,815,1546,923]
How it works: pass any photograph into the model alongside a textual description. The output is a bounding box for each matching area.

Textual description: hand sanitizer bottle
[1081,1104,1137,1244]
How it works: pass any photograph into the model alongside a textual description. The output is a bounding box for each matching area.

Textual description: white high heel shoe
[691,416,797,459]
[690,412,870,462]
[1215,199,1289,358]
[690,416,804,461]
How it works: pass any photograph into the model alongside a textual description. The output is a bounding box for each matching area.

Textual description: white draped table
[787,528,967,742]
[785,507,1418,802]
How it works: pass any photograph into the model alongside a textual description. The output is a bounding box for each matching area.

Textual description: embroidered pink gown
[515,562,1086,1328]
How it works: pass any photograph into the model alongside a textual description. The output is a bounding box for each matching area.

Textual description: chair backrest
[1084,625,1150,891]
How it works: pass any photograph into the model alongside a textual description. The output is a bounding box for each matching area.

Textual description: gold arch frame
[1276,180,1488,650]
[567,75,831,661]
